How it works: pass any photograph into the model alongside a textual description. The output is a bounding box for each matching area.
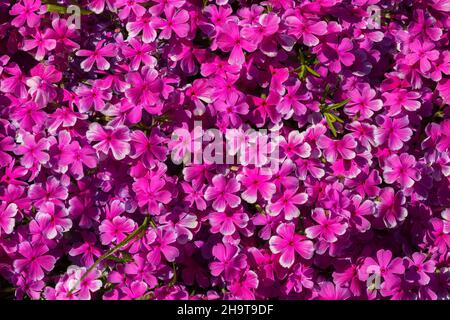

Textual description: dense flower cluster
[0,0,449,300]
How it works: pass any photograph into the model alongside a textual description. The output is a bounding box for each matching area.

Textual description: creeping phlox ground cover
[0,0,449,300]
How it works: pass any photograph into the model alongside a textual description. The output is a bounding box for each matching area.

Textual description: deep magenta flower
[0,202,17,236]
[210,243,247,279]
[404,253,436,286]
[155,7,190,39]
[376,187,407,229]
[305,209,348,243]
[317,134,357,162]
[237,167,275,204]
[317,282,351,300]
[99,215,135,245]
[209,206,249,236]
[15,134,50,168]
[204,174,241,212]
[346,85,382,120]
[76,40,117,72]
[269,223,314,268]
[383,153,420,189]
[285,15,327,47]
[133,177,171,215]
[216,22,257,65]
[22,29,56,61]
[147,227,180,265]
[358,249,405,283]
[10,0,42,28]
[86,123,131,160]
[267,187,308,220]
[375,116,413,151]
[13,242,56,281]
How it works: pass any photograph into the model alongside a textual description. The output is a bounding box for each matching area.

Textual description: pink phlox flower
[76,40,117,72]
[14,133,50,169]
[404,39,439,74]
[347,195,374,233]
[181,181,207,211]
[345,84,382,120]
[383,153,420,189]
[284,263,314,295]
[22,29,56,61]
[315,37,355,73]
[209,243,247,279]
[67,267,102,300]
[120,280,148,300]
[228,269,259,299]
[130,129,167,166]
[374,115,413,151]
[241,12,280,45]
[358,249,405,285]
[251,91,281,127]
[69,233,102,267]
[154,7,190,39]
[376,187,407,228]
[47,18,80,50]
[99,213,135,245]
[204,174,241,212]
[86,123,131,160]
[280,130,311,160]
[237,167,276,204]
[124,253,158,288]
[214,91,249,126]
[115,0,146,19]
[186,79,214,116]
[278,80,309,117]
[0,64,28,98]
[269,222,314,268]
[404,253,436,286]
[0,161,28,186]
[271,159,300,189]
[146,226,180,265]
[10,0,42,28]
[285,15,327,47]
[75,80,112,112]
[216,22,257,65]
[121,38,156,71]
[267,187,308,220]
[125,67,162,109]
[11,101,46,132]
[317,281,351,300]
[0,202,17,236]
[13,242,56,281]
[209,206,249,236]
[86,0,114,13]
[126,13,159,43]
[35,202,72,239]
[316,134,357,162]
[382,89,421,116]
[26,63,62,107]
[305,208,348,243]
[159,209,198,244]
[132,177,171,215]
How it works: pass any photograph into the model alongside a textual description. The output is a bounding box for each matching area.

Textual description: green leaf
[45,3,93,15]
[45,4,66,13]
[326,98,351,111]
[297,65,306,80]
[333,114,344,123]
[305,65,320,78]
[324,112,338,137]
